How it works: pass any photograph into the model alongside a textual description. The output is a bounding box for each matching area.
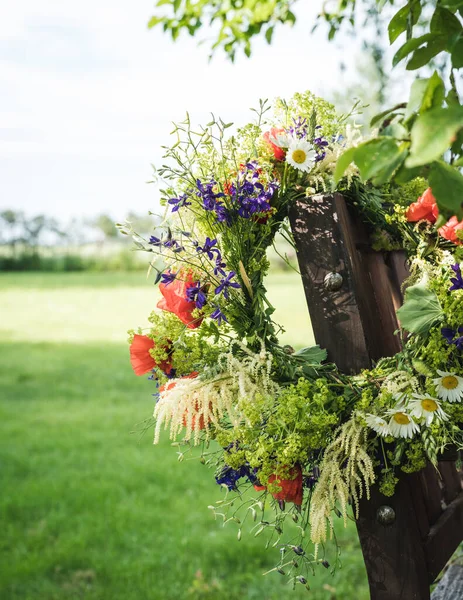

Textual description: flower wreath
[123,91,463,587]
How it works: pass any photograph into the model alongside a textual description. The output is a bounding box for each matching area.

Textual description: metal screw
[324,272,343,291]
[376,505,396,526]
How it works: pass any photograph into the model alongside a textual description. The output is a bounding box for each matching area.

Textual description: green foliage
[396,280,443,335]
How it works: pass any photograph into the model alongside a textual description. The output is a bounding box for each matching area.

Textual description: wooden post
[289,193,463,600]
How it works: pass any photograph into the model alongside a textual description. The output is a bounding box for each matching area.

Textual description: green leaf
[428,161,463,220]
[396,281,443,335]
[431,6,462,37]
[265,26,274,44]
[420,71,446,113]
[147,16,163,28]
[353,138,404,182]
[451,36,463,68]
[406,106,463,168]
[294,345,327,364]
[404,78,431,123]
[333,147,356,183]
[406,36,447,70]
[388,1,421,44]
[441,0,463,8]
[393,34,434,67]
[370,103,407,127]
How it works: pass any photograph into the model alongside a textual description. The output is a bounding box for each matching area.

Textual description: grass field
[0,272,368,599]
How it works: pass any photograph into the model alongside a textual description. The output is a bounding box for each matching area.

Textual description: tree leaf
[294,345,327,364]
[406,106,463,168]
[370,103,407,127]
[393,33,434,67]
[388,1,422,44]
[352,138,404,182]
[333,147,356,183]
[406,36,447,70]
[428,161,463,220]
[396,281,443,335]
[451,36,463,68]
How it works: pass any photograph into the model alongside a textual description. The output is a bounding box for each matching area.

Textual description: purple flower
[160,271,177,286]
[210,306,228,325]
[229,163,278,220]
[168,193,192,212]
[196,179,224,210]
[215,464,257,490]
[186,281,207,309]
[149,236,162,246]
[214,258,227,277]
[442,326,463,350]
[163,239,184,252]
[450,264,463,291]
[215,271,241,299]
[196,237,220,260]
[287,116,309,140]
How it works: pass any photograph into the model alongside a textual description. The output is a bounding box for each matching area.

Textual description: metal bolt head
[324,272,343,291]
[376,505,396,526]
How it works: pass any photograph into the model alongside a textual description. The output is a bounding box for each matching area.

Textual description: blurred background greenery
[0,269,369,599]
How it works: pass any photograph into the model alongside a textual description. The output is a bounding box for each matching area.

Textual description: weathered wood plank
[420,463,445,526]
[289,193,371,373]
[356,480,430,600]
[290,193,463,599]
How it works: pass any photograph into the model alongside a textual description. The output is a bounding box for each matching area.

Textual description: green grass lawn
[0,272,368,599]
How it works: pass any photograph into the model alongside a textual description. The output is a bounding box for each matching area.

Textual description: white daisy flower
[269,131,291,149]
[286,139,316,173]
[409,394,449,425]
[365,414,390,436]
[433,370,463,402]
[387,410,420,439]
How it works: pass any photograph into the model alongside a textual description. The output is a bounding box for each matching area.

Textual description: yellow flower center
[292,149,307,164]
[393,412,410,425]
[442,376,458,390]
[422,399,438,412]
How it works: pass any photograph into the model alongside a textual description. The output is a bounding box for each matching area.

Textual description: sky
[0,0,388,222]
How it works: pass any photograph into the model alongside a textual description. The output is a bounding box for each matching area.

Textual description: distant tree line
[0,210,160,272]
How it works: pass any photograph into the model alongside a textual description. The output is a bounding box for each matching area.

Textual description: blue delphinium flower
[163,238,184,252]
[213,258,227,277]
[215,464,257,490]
[160,271,177,286]
[196,237,220,260]
[287,117,309,140]
[215,271,241,299]
[149,236,163,246]
[442,326,463,350]
[450,264,463,291]
[168,193,192,212]
[186,281,207,309]
[210,306,228,325]
[228,162,278,220]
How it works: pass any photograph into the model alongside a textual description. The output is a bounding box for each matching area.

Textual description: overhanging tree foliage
[148,0,463,220]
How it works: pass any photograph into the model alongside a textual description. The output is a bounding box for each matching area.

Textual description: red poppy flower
[405,188,439,224]
[263,127,286,161]
[253,465,303,505]
[439,216,463,245]
[129,334,173,376]
[157,273,203,329]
